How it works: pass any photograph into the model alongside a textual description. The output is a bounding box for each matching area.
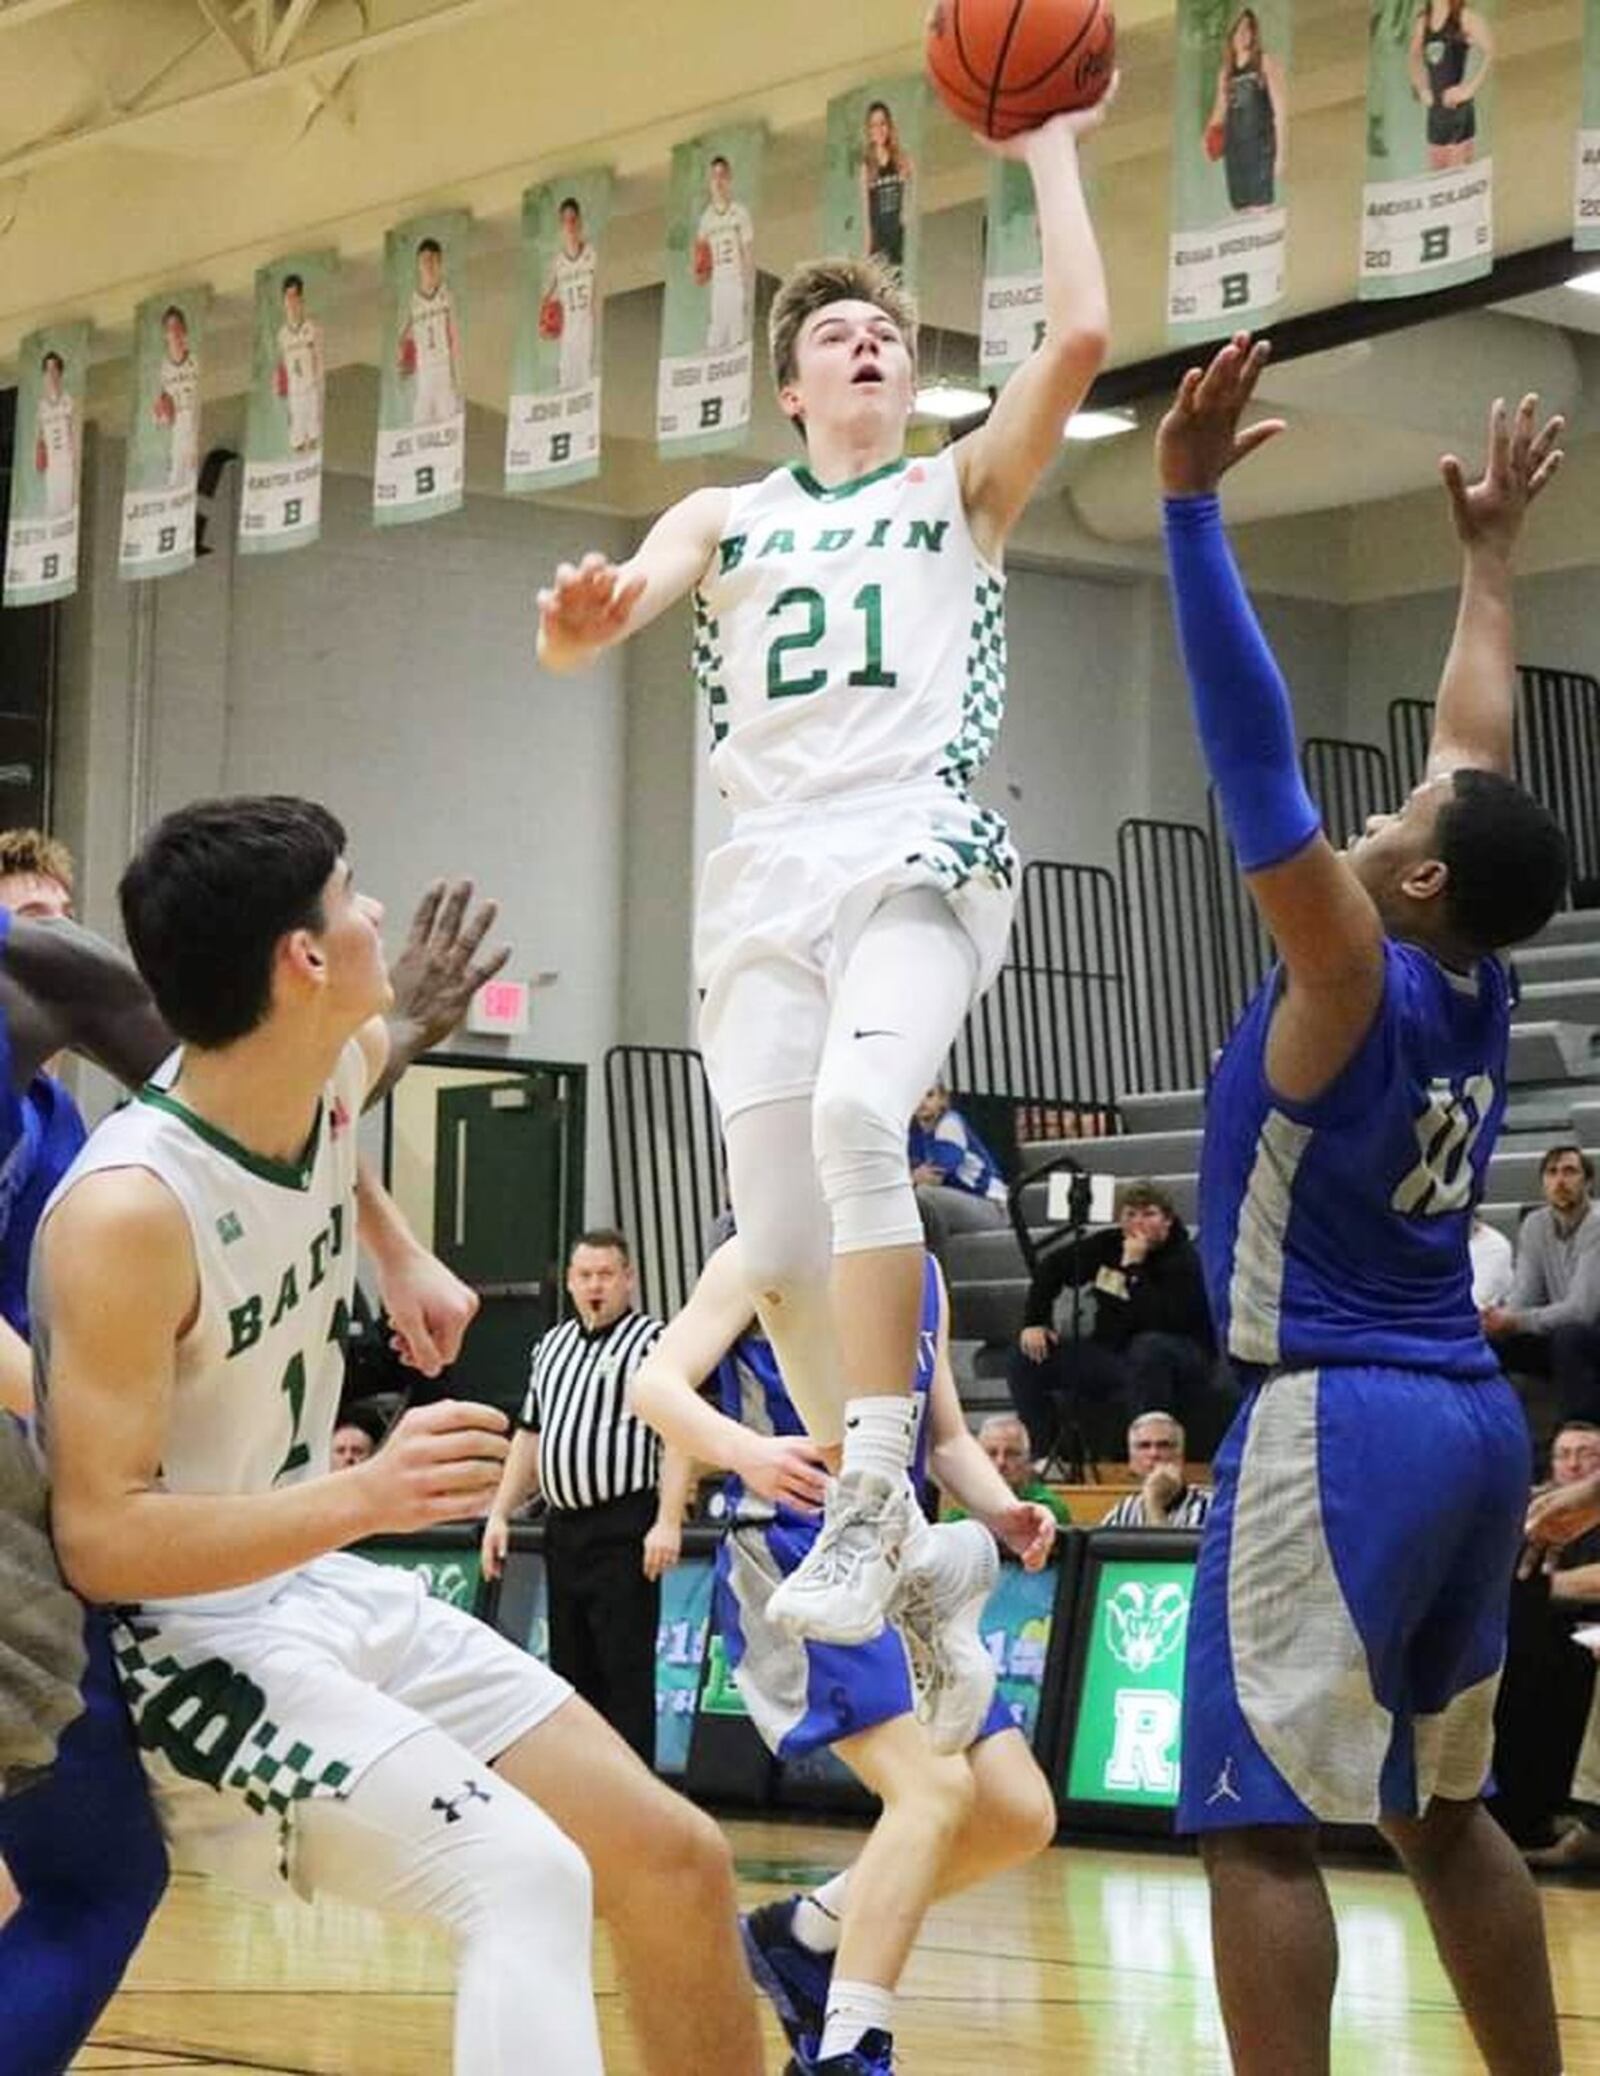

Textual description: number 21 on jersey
[765,583,897,700]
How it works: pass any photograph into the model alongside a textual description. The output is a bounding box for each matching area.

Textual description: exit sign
[468,978,531,1036]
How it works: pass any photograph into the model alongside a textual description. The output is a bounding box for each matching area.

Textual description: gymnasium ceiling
[0,0,1595,593]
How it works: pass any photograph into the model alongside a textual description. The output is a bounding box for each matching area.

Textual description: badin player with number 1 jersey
[537,103,1111,1655]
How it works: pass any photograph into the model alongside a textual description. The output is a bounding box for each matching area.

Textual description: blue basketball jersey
[715,1252,941,1529]
[0,912,84,1337]
[1202,937,1511,1378]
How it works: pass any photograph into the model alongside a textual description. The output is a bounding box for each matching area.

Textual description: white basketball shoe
[766,1471,924,1644]
[890,1518,1001,1754]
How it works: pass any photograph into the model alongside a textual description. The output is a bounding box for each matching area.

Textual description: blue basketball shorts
[1177,1363,1530,1832]
[716,1517,1011,1758]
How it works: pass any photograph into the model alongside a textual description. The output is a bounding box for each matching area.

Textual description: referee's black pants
[544,1487,659,1767]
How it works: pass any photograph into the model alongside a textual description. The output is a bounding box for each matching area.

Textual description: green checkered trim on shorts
[905,797,1017,894]
[230,1717,353,1816]
[692,590,731,747]
[939,570,1007,786]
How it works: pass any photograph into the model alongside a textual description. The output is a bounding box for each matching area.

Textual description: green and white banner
[981,160,1043,386]
[1575,0,1600,249]
[1360,0,1495,300]
[4,321,89,607]
[1167,0,1291,345]
[239,250,335,556]
[120,289,208,580]
[506,170,612,494]
[657,124,764,459]
[823,77,927,292]
[1064,1559,1194,1809]
[375,210,470,525]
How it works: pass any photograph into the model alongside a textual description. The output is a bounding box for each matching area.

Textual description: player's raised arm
[6,918,172,1089]
[536,484,729,675]
[1158,334,1385,1104]
[1427,394,1563,780]
[954,107,1111,562]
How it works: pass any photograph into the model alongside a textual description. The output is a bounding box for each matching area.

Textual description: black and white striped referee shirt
[516,1310,663,1511]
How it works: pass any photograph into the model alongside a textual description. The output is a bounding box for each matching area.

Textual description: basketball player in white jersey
[537,104,1112,1647]
[35,798,762,2075]
[700,154,755,353]
[400,237,462,428]
[34,352,76,519]
[275,274,324,455]
[156,306,200,491]
[545,196,599,393]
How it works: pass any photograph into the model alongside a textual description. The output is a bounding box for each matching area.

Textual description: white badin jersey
[691,444,1007,810]
[408,286,456,373]
[160,354,200,437]
[35,1040,367,1619]
[553,244,597,326]
[699,200,752,283]
[278,317,322,402]
[35,390,74,469]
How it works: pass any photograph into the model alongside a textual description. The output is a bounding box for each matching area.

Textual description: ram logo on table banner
[1167,0,1290,344]
[239,250,335,556]
[375,210,470,525]
[1066,1561,1194,1805]
[1360,0,1495,300]
[507,170,612,494]
[4,321,89,608]
[657,123,764,458]
[120,288,208,580]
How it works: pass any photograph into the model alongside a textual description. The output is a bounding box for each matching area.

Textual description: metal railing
[949,858,1129,1125]
[1388,697,1432,797]
[1207,786,1273,1024]
[1301,736,1392,849]
[1117,818,1228,1092]
[604,1045,726,1320]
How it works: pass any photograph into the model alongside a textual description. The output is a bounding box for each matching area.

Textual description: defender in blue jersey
[631,1236,1058,2076]
[1160,338,1569,2076]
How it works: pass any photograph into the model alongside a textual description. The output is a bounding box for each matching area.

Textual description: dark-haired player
[1160,337,1567,2075]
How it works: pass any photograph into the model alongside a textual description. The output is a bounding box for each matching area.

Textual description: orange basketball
[926,0,1115,139]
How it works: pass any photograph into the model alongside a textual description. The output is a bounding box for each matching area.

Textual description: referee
[481,1229,690,1765]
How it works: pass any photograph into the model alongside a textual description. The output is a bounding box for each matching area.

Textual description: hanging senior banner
[1360,0,1495,300]
[823,77,927,293]
[1166,0,1291,345]
[374,210,470,526]
[657,123,764,459]
[239,250,335,556]
[1575,0,1600,249]
[120,288,208,580]
[506,171,612,494]
[4,321,90,608]
[981,161,1043,387]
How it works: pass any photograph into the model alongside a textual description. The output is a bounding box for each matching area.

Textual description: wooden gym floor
[73,1817,1600,2073]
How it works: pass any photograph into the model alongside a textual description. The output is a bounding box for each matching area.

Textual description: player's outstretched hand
[733,1432,830,1514]
[994,1499,1057,1572]
[359,1399,509,1533]
[537,552,647,671]
[381,1247,479,1376]
[1440,394,1564,559]
[982,78,1119,161]
[1156,331,1287,499]
[388,879,510,1054]
[1520,1468,1600,1576]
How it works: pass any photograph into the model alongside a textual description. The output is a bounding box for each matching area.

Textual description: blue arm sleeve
[1163,493,1322,874]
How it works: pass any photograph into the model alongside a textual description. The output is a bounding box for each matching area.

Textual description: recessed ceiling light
[914,381,990,421]
[1064,408,1137,442]
[1566,267,1600,296]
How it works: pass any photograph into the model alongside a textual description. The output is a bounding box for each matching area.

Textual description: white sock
[841,1396,917,1484]
[819,1979,895,2062]
[792,1872,849,1954]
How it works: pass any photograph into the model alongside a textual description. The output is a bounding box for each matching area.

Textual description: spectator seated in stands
[331,1403,384,1471]
[1483,1144,1600,1423]
[1098,1412,1213,1529]
[1492,1420,1600,1850]
[1006,1180,1215,1464]
[909,1081,1009,1263]
[1471,1211,1515,1311]
[947,1414,1073,1527]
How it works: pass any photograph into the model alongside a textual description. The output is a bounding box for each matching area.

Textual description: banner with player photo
[506,170,612,494]
[239,250,335,556]
[4,321,90,608]
[981,161,1043,387]
[120,288,208,581]
[1359,0,1495,301]
[823,77,928,294]
[374,209,470,527]
[1166,0,1291,345]
[1575,0,1600,249]
[657,123,765,460]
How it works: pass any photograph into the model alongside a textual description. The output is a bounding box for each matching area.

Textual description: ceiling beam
[194,0,259,74]
[267,0,326,68]
[0,0,84,29]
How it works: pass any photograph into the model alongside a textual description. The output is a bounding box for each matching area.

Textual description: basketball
[539,294,564,340]
[926,0,1116,139]
[692,236,713,286]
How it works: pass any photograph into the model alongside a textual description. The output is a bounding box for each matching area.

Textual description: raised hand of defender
[1440,394,1564,558]
[536,552,646,667]
[733,1431,830,1514]
[388,879,509,1054]
[357,1399,508,1532]
[994,1498,1057,1572]
[1156,331,1287,498]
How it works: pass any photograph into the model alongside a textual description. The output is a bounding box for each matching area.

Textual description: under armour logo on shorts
[432,1778,493,1824]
